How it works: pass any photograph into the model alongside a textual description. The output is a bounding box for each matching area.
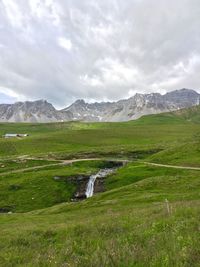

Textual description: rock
[53,176,61,180]
[0,99,73,123]
[62,88,200,122]
[0,89,199,122]
[0,206,13,213]
[74,192,86,199]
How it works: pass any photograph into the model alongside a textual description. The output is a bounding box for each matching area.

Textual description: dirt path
[143,162,200,171]
[0,158,128,176]
[0,162,63,176]
[1,157,198,176]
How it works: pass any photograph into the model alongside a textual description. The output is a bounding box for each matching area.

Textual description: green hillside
[173,105,200,123]
[0,107,200,266]
[0,113,199,160]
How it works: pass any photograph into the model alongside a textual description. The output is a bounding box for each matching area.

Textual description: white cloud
[80,74,103,87]
[0,86,26,102]
[2,0,25,28]
[0,0,200,107]
[58,37,72,51]
[100,58,139,85]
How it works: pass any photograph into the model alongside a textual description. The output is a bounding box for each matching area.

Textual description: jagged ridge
[0,89,199,122]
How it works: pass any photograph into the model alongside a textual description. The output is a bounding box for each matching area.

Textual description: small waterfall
[85,169,115,198]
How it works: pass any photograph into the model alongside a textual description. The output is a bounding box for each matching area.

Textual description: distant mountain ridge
[0,88,199,122]
[0,100,73,123]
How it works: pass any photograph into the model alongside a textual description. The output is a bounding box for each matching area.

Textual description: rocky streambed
[61,161,124,201]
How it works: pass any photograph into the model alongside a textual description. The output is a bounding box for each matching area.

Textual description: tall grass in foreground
[0,201,199,266]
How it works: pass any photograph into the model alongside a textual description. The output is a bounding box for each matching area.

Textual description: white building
[3,134,29,138]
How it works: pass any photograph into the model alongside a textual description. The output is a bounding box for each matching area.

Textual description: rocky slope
[0,89,199,122]
[63,88,200,122]
[0,100,73,123]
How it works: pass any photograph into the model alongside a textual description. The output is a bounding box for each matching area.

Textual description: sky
[0,0,200,108]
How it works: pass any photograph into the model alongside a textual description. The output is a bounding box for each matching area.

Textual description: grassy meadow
[0,109,200,266]
[0,114,199,162]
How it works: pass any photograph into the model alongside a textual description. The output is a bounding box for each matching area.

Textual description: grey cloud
[0,0,200,108]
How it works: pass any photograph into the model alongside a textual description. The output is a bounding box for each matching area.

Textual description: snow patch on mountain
[0,89,199,122]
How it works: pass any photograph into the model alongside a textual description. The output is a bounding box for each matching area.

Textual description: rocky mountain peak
[0,88,199,122]
[73,99,85,105]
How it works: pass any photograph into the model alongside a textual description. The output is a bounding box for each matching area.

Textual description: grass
[105,162,198,190]
[0,160,112,213]
[0,163,200,266]
[148,141,200,167]
[0,116,199,160]
[0,108,200,266]
[173,105,200,123]
[0,158,59,174]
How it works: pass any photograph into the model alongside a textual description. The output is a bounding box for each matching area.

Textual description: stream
[85,168,116,198]
[69,161,125,201]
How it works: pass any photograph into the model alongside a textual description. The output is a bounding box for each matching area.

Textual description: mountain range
[0,88,199,123]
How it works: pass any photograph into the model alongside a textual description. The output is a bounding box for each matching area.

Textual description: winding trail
[0,157,199,176]
[0,158,128,176]
[143,162,200,171]
[0,162,62,176]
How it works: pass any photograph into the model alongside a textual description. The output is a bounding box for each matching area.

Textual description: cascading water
[85,168,115,198]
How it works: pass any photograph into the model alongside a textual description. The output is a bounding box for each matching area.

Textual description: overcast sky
[0,0,200,108]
